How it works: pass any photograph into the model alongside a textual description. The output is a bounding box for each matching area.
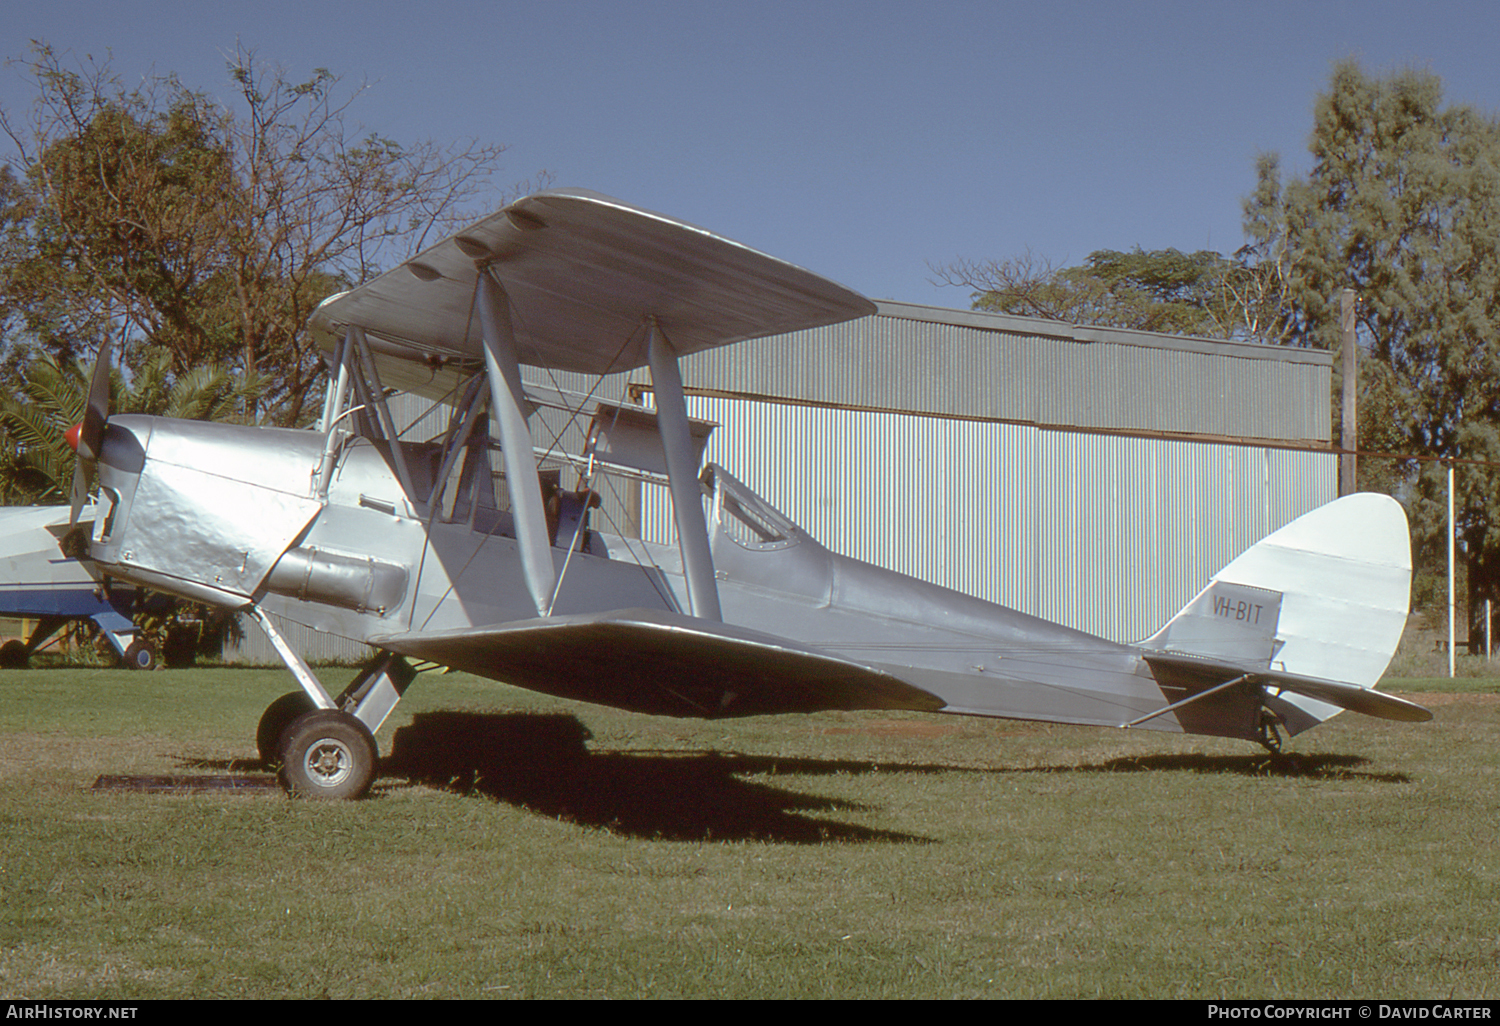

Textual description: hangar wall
[640,301,1336,644]
[225,300,1335,661]
[638,398,1333,643]
[675,301,1330,444]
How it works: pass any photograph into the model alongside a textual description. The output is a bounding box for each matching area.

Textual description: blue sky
[5,0,1500,306]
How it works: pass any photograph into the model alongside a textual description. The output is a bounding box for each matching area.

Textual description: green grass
[1,666,1497,998]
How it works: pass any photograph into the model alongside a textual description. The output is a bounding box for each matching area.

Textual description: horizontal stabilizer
[1142,493,1412,728]
[1143,652,1431,724]
[374,608,944,719]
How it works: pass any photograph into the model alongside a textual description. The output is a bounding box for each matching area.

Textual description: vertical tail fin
[1142,493,1411,724]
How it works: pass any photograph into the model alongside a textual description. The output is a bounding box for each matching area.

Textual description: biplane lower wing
[373,608,946,719]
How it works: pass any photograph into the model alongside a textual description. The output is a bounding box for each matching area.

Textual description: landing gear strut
[253,648,416,800]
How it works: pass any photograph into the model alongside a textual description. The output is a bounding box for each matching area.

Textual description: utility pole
[1340,288,1358,496]
[1449,460,1456,679]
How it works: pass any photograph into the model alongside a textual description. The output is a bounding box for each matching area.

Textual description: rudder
[1142,494,1411,721]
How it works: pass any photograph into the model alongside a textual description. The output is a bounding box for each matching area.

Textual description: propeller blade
[79,338,112,461]
[68,461,90,528]
[67,339,113,528]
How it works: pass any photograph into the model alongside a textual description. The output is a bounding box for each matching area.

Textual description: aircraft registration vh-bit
[55,188,1427,800]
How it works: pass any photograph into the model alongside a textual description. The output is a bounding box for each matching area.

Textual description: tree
[1,42,523,425]
[0,350,266,505]
[1243,60,1500,647]
[931,245,1292,343]
[0,354,83,504]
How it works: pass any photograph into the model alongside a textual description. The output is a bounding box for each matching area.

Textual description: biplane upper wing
[306,189,876,385]
[372,608,945,720]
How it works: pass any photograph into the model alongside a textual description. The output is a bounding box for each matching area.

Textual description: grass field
[1,664,1497,999]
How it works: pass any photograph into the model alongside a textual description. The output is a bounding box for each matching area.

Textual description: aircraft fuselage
[87,413,1266,741]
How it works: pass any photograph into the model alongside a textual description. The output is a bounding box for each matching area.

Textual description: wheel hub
[304,738,354,786]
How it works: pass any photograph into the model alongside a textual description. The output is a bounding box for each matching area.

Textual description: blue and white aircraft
[0,504,151,669]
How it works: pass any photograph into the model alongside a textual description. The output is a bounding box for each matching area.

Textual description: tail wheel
[278,709,377,800]
[1257,708,1286,754]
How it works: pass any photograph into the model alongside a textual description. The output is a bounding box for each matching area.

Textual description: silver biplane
[61,189,1429,799]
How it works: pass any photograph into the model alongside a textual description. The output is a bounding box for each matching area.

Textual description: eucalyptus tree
[1243,60,1500,642]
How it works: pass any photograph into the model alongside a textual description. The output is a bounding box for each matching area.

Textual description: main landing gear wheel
[256,691,317,768]
[278,709,377,801]
[122,639,156,671]
[0,640,29,669]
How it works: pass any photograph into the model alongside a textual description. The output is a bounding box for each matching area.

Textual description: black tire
[0,640,29,670]
[256,691,317,768]
[122,639,156,671]
[162,629,198,669]
[278,709,377,800]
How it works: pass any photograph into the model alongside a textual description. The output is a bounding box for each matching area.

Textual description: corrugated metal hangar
[649,300,1335,645]
[226,299,1334,662]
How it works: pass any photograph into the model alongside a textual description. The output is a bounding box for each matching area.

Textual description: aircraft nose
[65,422,84,452]
[94,419,148,475]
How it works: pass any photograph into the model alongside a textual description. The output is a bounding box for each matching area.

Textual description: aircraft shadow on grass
[381,712,1415,835]
[176,710,943,844]
[174,713,1410,841]
[1027,751,1412,784]
[389,710,941,844]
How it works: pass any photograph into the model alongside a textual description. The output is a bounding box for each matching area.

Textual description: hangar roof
[673,300,1331,445]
